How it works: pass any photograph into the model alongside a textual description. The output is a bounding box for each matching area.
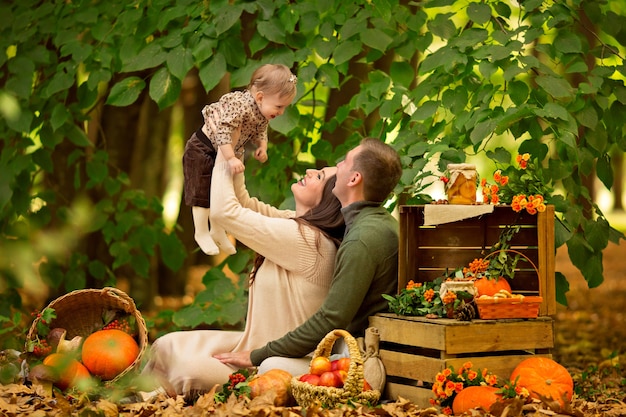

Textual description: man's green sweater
[250,201,399,365]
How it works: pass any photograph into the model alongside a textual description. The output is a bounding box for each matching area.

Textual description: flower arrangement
[383,278,446,317]
[430,362,529,415]
[384,277,474,318]
[481,153,551,214]
[430,361,499,414]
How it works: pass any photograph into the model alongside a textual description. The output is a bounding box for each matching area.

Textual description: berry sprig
[31,339,52,357]
[102,317,134,335]
[215,369,253,403]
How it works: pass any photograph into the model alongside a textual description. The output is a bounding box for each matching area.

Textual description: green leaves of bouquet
[383,277,446,317]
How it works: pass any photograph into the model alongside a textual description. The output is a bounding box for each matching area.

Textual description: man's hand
[214,350,253,368]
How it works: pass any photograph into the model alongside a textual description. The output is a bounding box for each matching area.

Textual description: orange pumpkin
[248,369,293,406]
[474,276,512,296]
[81,329,139,380]
[43,353,92,391]
[510,357,573,406]
[452,385,502,415]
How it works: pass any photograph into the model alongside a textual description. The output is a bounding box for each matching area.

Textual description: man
[214,137,402,375]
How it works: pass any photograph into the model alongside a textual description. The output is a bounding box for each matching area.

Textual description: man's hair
[353,138,402,202]
[248,64,297,99]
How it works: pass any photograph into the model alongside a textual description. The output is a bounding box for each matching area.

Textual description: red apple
[331,357,350,372]
[333,370,348,387]
[319,371,342,387]
[298,373,320,385]
[309,357,332,376]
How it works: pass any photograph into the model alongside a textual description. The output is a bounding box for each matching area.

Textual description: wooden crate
[398,205,556,316]
[372,205,557,406]
[369,313,554,406]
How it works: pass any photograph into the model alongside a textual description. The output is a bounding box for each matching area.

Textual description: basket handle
[311,329,366,395]
[101,287,138,313]
[482,249,540,279]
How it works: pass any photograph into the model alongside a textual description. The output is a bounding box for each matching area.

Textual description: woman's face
[292,167,337,213]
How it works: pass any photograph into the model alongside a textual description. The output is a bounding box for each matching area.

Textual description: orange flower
[493,170,502,182]
[467,370,478,381]
[481,177,487,187]
[499,175,509,186]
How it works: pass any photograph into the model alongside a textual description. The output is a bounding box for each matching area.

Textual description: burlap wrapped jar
[446,163,477,204]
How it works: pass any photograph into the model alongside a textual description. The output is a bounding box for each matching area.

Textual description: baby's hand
[254,147,268,163]
[228,157,245,175]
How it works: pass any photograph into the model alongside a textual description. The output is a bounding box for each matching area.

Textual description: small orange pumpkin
[510,357,573,406]
[248,369,293,406]
[43,353,92,391]
[474,276,512,296]
[81,329,139,380]
[452,385,502,414]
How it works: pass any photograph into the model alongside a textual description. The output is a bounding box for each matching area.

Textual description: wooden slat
[371,314,554,354]
[370,314,448,351]
[382,350,553,384]
[381,350,443,381]
[384,382,434,407]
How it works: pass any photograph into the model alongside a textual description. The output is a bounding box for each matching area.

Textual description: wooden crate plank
[444,353,552,383]
[380,350,444,381]
[537,205,556,315]
[382,352,552,384]
[371,314,554,355]
[443,319,554,354]
[384,382,434,407]
[369,314,447,350]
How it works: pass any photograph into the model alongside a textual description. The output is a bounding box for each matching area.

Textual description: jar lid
[447,163,476,170]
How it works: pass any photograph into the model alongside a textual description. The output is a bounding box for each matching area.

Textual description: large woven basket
[475,250,543,319]
[26,287,148,383]
[290,329,381,409]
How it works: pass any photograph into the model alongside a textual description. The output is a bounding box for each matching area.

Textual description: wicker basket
[26,287,148,383]
[290,329,381,409]
[475,250,543,319]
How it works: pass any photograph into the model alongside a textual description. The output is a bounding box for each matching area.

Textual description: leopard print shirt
[201,89,268,157]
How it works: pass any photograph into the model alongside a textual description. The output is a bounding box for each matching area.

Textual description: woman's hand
[213,350,253,368]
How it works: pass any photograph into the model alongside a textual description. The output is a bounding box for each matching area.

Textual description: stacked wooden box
[369,205,556,407]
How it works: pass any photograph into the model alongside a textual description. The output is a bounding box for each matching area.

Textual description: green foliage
[383,277,447,317]
[1,0,626,345]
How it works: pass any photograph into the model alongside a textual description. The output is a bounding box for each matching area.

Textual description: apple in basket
[309,356,332,376]
[319,371,344,388]
[333,370,348,387]
[298,373,320,386]
[331,357,350,372]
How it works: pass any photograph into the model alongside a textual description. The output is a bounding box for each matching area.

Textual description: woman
[141,150,345,400]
